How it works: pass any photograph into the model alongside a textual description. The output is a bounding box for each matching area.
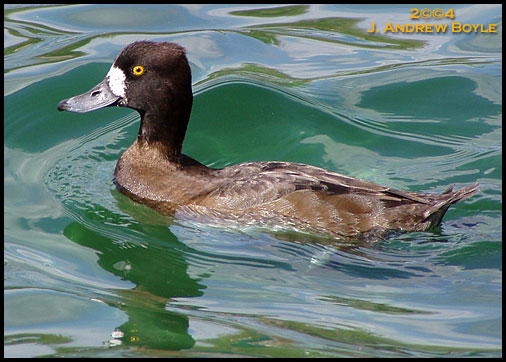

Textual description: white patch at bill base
[106,65,126,98]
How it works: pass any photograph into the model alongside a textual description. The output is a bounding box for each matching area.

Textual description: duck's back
[192,161,477,238]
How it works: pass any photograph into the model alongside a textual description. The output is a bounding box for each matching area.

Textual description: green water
[4,4,502,357]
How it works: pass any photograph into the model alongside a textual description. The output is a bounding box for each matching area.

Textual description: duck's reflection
[63,197,205,350]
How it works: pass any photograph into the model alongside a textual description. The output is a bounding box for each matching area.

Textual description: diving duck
[58,41,478,240]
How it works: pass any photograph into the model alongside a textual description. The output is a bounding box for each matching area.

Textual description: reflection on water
[4,4,502,358]
[63,221,202,350]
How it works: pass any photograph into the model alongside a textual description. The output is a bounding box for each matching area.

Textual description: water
[4,4,502,357]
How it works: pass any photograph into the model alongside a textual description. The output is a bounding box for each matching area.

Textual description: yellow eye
[132,65,144,76]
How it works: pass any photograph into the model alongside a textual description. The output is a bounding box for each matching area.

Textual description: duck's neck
[136,95,193,163]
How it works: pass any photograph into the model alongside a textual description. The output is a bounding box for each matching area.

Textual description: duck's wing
[194,161,426,208]
[191,161,477,237]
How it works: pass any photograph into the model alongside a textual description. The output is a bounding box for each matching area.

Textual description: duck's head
[58,41,193,154]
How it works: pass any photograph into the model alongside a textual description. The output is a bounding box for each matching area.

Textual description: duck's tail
[425,183,479,229]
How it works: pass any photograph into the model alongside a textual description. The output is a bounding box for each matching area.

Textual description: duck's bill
[58,78,121,113]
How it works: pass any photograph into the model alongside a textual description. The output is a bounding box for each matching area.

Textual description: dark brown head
[58,41,193,157]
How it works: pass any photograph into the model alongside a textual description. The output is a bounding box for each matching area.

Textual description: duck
[58,41,478,240]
